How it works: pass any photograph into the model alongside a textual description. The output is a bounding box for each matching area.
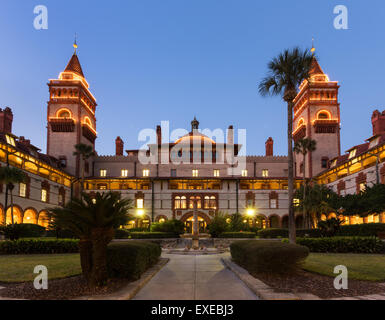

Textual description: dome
[175,132,215,144]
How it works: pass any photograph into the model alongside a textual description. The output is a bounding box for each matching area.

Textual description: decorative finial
[73,33,78,53]
[191,117,199,131]
[311,37,315,54]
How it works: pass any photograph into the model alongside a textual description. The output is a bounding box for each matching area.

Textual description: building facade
[0,50,384,230]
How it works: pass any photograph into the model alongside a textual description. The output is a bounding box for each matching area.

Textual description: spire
[191,117,199,131]
[309,57,324,76]
[64,53,85,78]
[73,33,78,53]
[311,37,315,54]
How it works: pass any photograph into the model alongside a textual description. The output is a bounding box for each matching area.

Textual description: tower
[292,58,341,178]
[47,45,97,176]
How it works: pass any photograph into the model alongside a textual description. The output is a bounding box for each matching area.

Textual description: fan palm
[294,138,317,228]
[259,47,314,243]
[0,166,27,225]
[48,192,132,286]
[73,143,95,195]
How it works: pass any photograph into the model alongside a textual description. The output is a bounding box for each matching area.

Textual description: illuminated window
[58,110,71,118]
[262,169,269,177]
[242,170,248,177]
[19,183,26,198]
[41,189,48,202]
[318,112,329,120]
[136,198,144,209]
[213,169,220,177]
[100,169,107,177]
[348,149,357,159]
[97,184,107,190]
[189,196,201,209]
[143,169,150,177]
[5,135,15,147]
[192,169,199,177]
[331,159,337,167]
[121,169,128,177]
[174,196,187,209]
[359,183,366,192]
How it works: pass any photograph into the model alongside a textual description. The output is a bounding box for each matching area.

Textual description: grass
[303,253,385,282]
[0,254,81,283]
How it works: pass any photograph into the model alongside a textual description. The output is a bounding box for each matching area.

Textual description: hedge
[219,232,256,238]
[114,229,130,239]
[129,232,178,239]
[290,237,385,253]
[257,224,385,239]
[107,241,161,280]
[0,224,47,240]
[0,239,79,255]
[230,240,309,274]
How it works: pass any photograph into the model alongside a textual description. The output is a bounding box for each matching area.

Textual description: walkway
[133,253,258,300]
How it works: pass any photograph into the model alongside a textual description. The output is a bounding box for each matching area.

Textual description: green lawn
[0,254,81,283]
[303,253,385,281]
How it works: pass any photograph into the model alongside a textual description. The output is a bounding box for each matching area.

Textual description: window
[189,196,201,209]
[213,169,220,177]
[330,159,337,168]
[262,169,269,177]
[270,199,277,209]
[318,112,329,120]
[246,199,253,208]
[19,183,26,198]
[143,169,149,177]
[348,149,357,159]
[100,169,107,177]
[174,196,187,209]
[192,169,199,177]
[369,137,380,149]
[242,170,248,177]
[299,162,304,174]
[58,109,71,118]
[170,169,177,177]
[97,184,107,190]
[121,169,128,177]
[321,157,329,169]
[41,189,48,202]
[204,196,217,209]
[5,134,15,147]
[136,198,144,209]
[359,183,366,192]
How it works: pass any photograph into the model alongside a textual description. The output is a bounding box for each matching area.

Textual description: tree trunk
[285,90,296,244]
[79,238,93,283]
[302,153,306,229]
[90,227,114,287]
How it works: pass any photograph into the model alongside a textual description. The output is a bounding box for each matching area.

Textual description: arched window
[181,196,187,209]
[57,109,71,119]
[209,196,216,209]
[174,196,181,209]
[317,111,330,120]
[204,196,210,209]
[189,196,201,209]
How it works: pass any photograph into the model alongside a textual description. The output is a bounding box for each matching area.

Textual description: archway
[282,215,289,228]
[269,215,281,228]
[0,205,4,225]
[155,215,168,223]
[255,215,267,229]
[23,208,38,224]
[6,206,23,224]
[38,211,50,228]
[180,211,212,234]
[295,215,304,229]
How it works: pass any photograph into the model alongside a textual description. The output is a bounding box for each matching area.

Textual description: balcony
[49,118,75,132]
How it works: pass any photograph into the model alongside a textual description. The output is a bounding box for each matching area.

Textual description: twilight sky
[0,1,384,156]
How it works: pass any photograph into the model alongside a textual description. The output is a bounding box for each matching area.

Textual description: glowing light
[246,208,255,217]
[137,209,144,217]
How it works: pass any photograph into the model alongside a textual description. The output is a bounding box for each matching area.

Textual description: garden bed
[254,270,385,299]
[0,276,129,300]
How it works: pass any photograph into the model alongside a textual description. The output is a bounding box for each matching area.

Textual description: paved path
[133,253,258,300]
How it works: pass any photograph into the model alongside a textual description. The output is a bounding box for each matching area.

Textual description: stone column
[192,199,199,249]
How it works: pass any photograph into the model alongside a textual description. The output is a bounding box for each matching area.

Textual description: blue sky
[0,1,384,156]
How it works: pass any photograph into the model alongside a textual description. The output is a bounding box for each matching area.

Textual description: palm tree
[48,192,132,286]
[294,138,317,228]
[73,143,95,196]
[259,47,314,243]
[0,167,27,225]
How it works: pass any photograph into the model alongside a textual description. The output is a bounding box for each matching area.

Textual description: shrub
[336,223,385,237]
[107,241,161,280]
[150,220,184,235]
[230,240,309,274]
[114,229,130,239]
[44,228,77,239]
[292,237,385,253]
[0,239,79,255]
[207,214,229,238]
[0,224,46,240]
[257,228,288,239]
[219,232,256,238]
[130,232,178,239]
